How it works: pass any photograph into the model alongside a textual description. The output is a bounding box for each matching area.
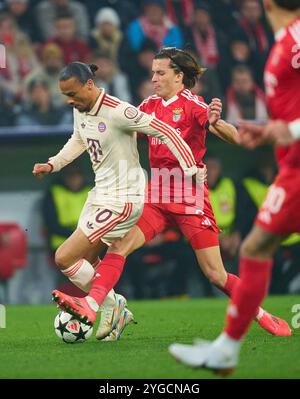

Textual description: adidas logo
[201,217,211,226]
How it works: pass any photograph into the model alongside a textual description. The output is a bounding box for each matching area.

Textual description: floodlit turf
[0,295,299,379]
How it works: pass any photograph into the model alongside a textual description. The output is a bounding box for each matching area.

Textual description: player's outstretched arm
[209,119,240,145]
[42,130,86,176]
[117,103,205,180]
[207,98,240,145]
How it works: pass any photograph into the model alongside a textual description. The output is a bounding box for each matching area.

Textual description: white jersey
[48,89,198,203]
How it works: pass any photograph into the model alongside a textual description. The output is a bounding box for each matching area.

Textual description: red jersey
[139,88,208,206]
[264,17,300,171]
[139,88,208,170]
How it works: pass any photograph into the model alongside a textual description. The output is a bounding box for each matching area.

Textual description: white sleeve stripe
[152,118,196,167]
[182,89,208,108]
[181,92,208,109]
[150,118,195,167]
[289,25,300,44]
[182,91,208,108]
[150,119,195,167]
[103,97,120,106]
[105,94,121,104]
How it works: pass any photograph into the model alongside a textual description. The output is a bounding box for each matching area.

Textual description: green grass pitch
[0,295,299,379]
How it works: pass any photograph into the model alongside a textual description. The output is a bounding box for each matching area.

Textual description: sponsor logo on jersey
[134,113,144,124]
[172,107,183,122]
[98,121,106,133]
[124,106,139,119]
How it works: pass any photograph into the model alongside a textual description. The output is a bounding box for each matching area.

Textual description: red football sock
[220,273,239,297]
[225,257,273,340]
[220,273,262,318]
[88,253,125,306]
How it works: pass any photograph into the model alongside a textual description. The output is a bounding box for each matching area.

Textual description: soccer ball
[54,311,93,343]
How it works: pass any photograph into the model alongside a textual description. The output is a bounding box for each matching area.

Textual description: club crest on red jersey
[172,107,183,122]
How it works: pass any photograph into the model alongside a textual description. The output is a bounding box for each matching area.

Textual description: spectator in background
[4,0,39,42]
[81,0,140,29]
[92,51,132,102]
[164,0,195,30]
[46,12,91,65]
[206,154,241,266]
[192,69,223,104]
[35,0,90,40]
[90,7,126,69]
[184,2,227,92]
[185,50,223,103]
[0,12,39,101]
[220,31,257,90]
[24,43,65,108]
[135,78,154,106]
[235,0,273,81]
[127,0,183,52]
[209,0,240,36]
[16,78,72,127]
[229,32,255,70]
[42,163,91,293]
[235,153,276,240]
[0,86,17,126]
[128,38,157,102]
[225,65,268,125]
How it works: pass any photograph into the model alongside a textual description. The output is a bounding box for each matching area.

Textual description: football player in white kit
[33,62,206,339]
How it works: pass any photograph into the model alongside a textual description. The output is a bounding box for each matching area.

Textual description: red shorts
[256,169,300,235]
[137,195,220,250]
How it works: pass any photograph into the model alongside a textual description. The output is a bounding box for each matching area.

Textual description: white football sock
[62,259,94,293]
[255,307,264,321]
[62,259,116,305]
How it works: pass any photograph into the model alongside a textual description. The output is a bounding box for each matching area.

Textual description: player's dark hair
[273,0,300,10]
[154,47,206,89]
[59,62,98,84]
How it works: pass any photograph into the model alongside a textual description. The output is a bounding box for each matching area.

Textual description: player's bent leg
[194,244,228,290]
[95,206,168,339]
[55,228,107,271]
[240,224,284,259]
[193,228,291,336]
[94,226,145,339]
[107,225,146,257]
[237,224,291,336]
[54,228,107,294]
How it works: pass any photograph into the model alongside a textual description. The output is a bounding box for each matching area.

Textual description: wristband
[288,119,300,140]
[47,161,54,172]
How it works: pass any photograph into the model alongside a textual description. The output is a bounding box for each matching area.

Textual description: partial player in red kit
[53,47,290,340]
[170,0,300,375]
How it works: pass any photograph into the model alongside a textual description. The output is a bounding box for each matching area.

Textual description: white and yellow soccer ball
[54,311,93,343]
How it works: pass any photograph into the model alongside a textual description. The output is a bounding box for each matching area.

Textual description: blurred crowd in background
[0,0,272,127]
[1,0,300,303]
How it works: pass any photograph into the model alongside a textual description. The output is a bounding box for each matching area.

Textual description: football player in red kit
[169,0,300,375]
[53,46,291,340]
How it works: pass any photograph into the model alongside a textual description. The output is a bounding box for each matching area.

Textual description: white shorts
[78,189,144,245]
